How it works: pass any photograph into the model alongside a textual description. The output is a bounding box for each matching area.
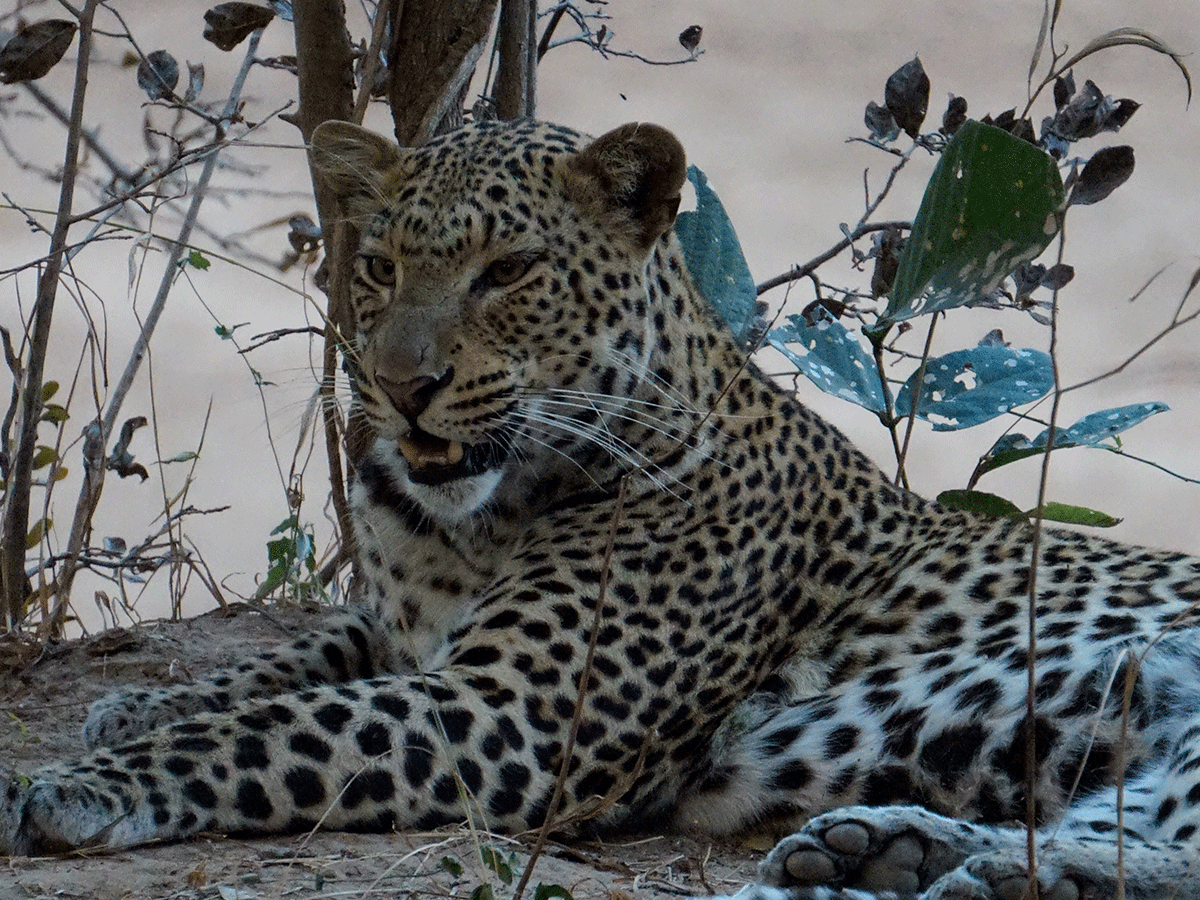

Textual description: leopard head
[311,119,690,524]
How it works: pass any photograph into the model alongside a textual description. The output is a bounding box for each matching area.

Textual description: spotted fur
[5,120,1200,899]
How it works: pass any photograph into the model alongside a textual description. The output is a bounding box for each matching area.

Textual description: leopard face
[313,120,689,523]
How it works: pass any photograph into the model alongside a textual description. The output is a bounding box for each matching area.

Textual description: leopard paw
[2,772,129,856]
[921,853,1080,900]
[758,806,1007,896]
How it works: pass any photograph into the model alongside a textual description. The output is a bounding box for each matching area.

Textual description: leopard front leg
[3,670,555,855]
[83,608,382,749]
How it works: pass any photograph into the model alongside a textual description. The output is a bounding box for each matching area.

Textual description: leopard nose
[374,367,454,421]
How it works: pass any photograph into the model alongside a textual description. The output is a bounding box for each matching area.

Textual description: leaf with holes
[881,120,1064,329]
[767,309,886,413]
[675,165,758,344]
[971,401,1168,482]
[895,345,1052,431]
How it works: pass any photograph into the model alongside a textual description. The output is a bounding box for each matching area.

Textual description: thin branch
[1,0,101,627]
[351,0,400,124]
[1023,214,1069,900]
[512,474,629,900]
[51,28,267,626]
[756,221,909,296]
[239,326,326,354]
[1063,263,1200,394]
[893,313,938,485]
[871,338,907,490]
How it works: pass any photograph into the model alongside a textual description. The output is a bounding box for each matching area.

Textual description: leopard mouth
[396,427,508,485]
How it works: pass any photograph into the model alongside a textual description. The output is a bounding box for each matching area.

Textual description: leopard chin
[403,466,504,523]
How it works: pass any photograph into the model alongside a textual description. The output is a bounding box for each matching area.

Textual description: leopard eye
[483,254,532,287]
[364,255,397,286]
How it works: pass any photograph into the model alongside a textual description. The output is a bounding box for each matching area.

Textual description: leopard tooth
[397,435,421,467]
[397,435,465,468]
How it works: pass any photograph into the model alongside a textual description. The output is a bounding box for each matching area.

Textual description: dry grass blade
[1058,27,1192,104]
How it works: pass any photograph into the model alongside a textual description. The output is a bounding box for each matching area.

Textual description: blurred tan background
[3,0,1198,630]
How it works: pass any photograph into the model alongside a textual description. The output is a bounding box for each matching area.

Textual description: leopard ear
[567,123,687,250]
[310,121,408,217]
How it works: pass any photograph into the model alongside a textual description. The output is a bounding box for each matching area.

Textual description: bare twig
[755,221,909,296]
[1,0,101,627]
[1063,263,1200,394]
[1023,214,1069,900]
[50,28,267,629]
[292,0,360,582]
[512,474,629,900]
[351,0,399,124]
[239,326,326,354]
[893,314,938,485]
[870,338,907,490]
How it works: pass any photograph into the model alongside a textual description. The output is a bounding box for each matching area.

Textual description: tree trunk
[388,0,500,145]
[494,0,536,120]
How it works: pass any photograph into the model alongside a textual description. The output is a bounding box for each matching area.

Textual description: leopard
[5,117,1200,900]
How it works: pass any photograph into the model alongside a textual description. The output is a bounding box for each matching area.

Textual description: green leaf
[40,381,59,401]
[533,886,574,900]
[40,404,68,424]
[187,249,212,270]
[884,120,1064,327]
[439,856,464,877]
[31,446,57,470]
[1035,502,1122,528]
[937,489,1025,520]
[674,165,758,343]
[162,451,200,464]
[479,846,515,884]
[469,886,494,900]
[270,515,299,536]
[25,517,51,549]
[939,490,1121,528]
[254,565,287,599]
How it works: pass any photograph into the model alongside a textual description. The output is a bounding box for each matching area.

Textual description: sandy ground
[0,606,766,900]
